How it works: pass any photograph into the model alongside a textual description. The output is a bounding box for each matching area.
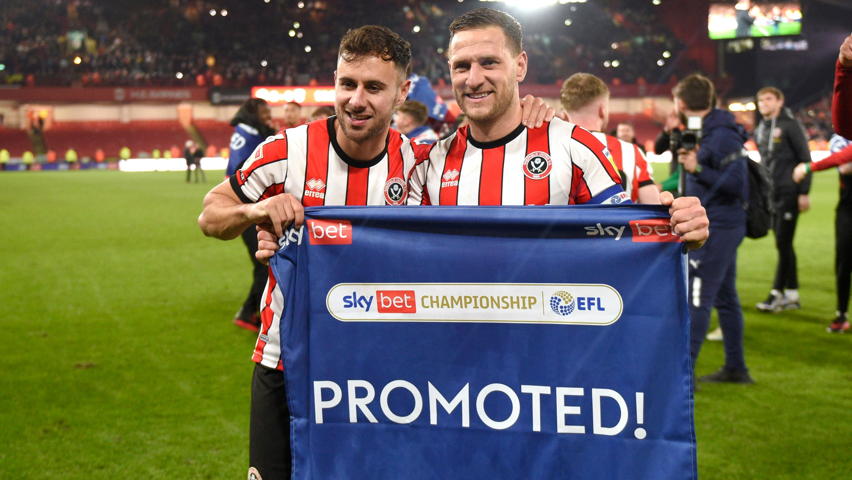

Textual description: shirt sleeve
[787,120,813,195]
[406,143,432,206]
[229,133,288,204]
[634,145,655,186]
[833,60,852,139]
[810,143,852,173]
[566,126,624,204]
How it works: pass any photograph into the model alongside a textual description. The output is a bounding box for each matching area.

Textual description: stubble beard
[455,81,515,128]
[336,105,393,144]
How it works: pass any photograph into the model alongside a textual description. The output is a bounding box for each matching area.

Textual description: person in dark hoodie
[734,0,754,38]
[674,74,754,385]
[753,87,812,313]
[226,98,277,331]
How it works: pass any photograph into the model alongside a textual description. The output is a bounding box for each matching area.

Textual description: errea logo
[442,169,459,187]
[305,178,326,199]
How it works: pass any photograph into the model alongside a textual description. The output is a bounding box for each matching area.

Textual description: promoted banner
[271,206,696,480]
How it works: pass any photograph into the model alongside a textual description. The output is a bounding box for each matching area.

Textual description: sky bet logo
[343,290,417,313]
[585,220,682,243]
[308,219,352,245]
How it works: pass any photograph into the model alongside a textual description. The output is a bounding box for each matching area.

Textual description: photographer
[674,74,754,385]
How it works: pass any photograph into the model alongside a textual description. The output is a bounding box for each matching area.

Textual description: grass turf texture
[1,167,850,478]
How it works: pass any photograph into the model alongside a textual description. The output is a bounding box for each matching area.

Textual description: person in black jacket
[674,74,754,385]
[753,87,812,313]
[734,0,755,38]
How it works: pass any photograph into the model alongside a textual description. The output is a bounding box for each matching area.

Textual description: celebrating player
[559,72,659,204]
[199,25,554,480]
[406,8,707,247]
[199,26,418,480]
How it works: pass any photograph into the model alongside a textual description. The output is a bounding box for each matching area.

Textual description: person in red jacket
[832,33,852,139]
[793,136,852,333]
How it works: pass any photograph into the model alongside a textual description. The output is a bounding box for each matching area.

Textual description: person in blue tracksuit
[227,98,276,331]
[673,74,754,385]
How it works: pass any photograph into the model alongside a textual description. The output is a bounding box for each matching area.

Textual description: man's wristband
[805,163,812,174]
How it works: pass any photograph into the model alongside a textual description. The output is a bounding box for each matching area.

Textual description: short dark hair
[449,8,523,55]
[560,73,609,112]
[285,101,301,109]
[338,26,411,80]
[673,74,716,111]
[230,97,270,127]
[756,86,784,102]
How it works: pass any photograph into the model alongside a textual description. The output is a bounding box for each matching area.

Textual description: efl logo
[629,219,681,243]
[308,219,352,245]
[253,146,264,160]
[376,290,417,313]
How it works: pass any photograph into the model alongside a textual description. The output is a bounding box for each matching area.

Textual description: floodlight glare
[503,0,559,9]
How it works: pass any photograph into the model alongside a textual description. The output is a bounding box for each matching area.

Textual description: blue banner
[272,206,696,480]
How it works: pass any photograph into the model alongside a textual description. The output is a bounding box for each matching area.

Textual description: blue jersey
[226,123,269,177]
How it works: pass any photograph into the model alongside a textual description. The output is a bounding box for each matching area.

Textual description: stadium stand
[0,127,33,157]
[41,120,189,159]
[0,0,696,87]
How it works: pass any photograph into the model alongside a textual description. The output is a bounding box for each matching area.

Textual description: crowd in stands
[0,0,694,88]
[793,94,836,149]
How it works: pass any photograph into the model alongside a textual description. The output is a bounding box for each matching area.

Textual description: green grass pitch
[709,22,801,40]
[0,167,850,478]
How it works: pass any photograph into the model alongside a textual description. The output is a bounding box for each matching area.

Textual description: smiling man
[199,26,419,480]
[199,23,554,480]
[407,8,708,249]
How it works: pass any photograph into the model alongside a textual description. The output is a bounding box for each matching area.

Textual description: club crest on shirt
[384,177,407,205]
[523,151,552,180]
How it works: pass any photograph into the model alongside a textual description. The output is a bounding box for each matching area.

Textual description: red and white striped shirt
[591,132,655,203]
[230,117,418,370]
[407,119,626,206]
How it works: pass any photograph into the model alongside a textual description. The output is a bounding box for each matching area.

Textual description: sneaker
[706,327,723,341]
[827,318,850,333]
[697,367,754,384]
[234,312,261,332]
[782,298,801,310]
[756,290,783,313]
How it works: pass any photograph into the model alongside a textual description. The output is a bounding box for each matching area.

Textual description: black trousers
[239,225,269,321]
[250,363,292,480]
[186,161,206,183]
[836,205,852,313]
[772,193,800,291]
